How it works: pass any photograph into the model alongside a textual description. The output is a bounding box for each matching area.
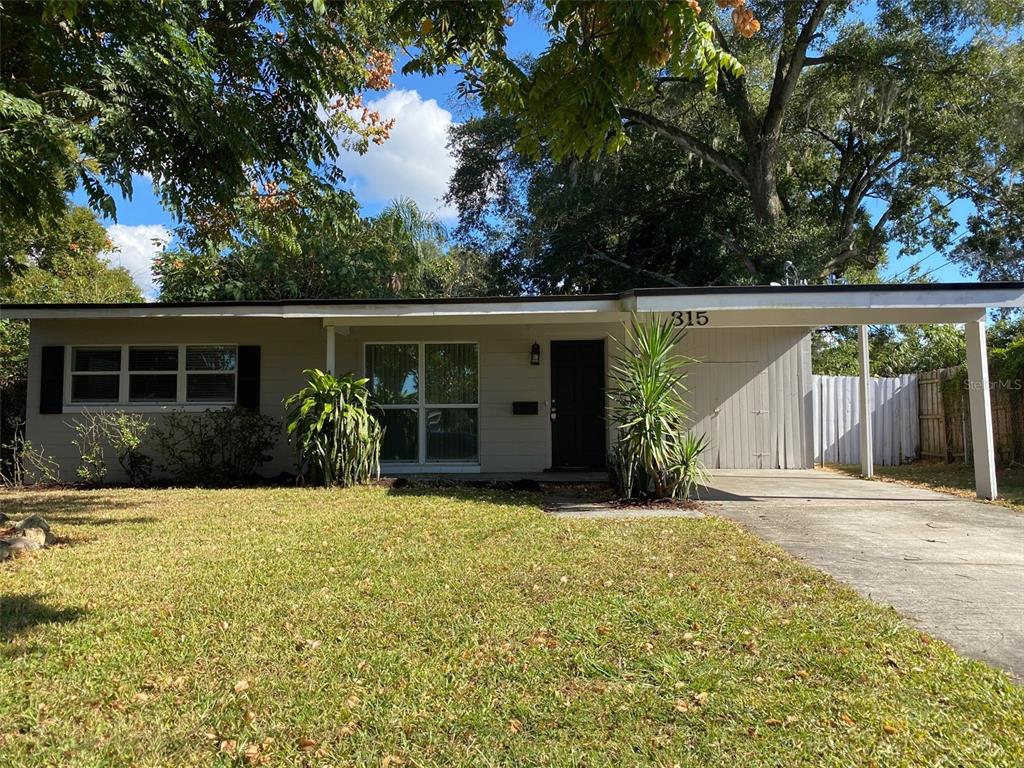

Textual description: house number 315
[671,310,709,327]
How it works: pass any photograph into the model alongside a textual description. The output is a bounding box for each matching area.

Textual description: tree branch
[585,244,685,287]
[763,0,831,141]
[619,107,748,187]
[712,230,760,278]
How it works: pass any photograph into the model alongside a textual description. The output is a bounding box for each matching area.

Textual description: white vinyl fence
[813,374,920,466]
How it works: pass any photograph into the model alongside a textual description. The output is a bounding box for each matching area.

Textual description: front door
[550,339,606,469]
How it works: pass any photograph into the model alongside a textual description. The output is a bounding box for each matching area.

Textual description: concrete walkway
[704,470,1024,680]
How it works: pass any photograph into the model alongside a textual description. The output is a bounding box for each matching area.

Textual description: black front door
[550,339,606,469]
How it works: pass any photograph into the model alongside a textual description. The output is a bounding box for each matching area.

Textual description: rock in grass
[0,541,9,561]
[5,537,41,555]
[15,513,55,545]
[19,527,48,547]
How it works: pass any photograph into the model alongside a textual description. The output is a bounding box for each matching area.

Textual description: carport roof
[2,281,1023,327]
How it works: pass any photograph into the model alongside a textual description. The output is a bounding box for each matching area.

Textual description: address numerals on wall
[671,311,710,328]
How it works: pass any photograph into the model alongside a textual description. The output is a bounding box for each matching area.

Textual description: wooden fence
[919,366,1023,465]
[813,374,919,466]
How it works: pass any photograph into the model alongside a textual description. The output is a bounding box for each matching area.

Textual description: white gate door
[705,363,771,469]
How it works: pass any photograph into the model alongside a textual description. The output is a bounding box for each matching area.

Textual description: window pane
[72,347,120,372]
[186,345,236,371]
[366,344,418,404]
[426,408,478,462]
[130,346,178,371]
[425,344,478,404]
[129,374,177,401]
[71,374,119,402]
[378,408,418,461]
[186,373,235,402]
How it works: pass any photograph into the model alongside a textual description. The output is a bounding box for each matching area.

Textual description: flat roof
[3,282,1022,328]
[1,281,1022,311]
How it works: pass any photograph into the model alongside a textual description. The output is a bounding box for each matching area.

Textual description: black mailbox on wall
[512,401,539,415]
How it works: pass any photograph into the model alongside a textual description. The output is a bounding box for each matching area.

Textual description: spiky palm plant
[608,315,710,499]
[284,369,383,487]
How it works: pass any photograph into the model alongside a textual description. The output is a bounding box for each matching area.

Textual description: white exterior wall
[24,317,813,481]
[24,317,323,481]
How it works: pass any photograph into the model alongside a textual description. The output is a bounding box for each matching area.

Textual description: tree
[448,108,769,293]
[441,1,1023,282]
[1,205,142,463]
[1,0,396,234]
[813,324,967,377]
[155,194,500,302]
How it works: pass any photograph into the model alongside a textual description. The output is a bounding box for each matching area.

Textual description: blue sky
[78,10,972,298]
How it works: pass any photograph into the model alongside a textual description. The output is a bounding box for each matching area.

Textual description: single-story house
[3,282,1022,498]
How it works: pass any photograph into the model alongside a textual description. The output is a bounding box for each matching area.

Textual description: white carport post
[965,317,997,500]
[325,326,336,375]
[858,325,874,478]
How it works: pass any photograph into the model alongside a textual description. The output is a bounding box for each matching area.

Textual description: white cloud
[337,89,458,220]
[103,224,170,300]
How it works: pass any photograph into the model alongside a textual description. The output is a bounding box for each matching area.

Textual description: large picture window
[69,344,237,406]
[366,342,479,464]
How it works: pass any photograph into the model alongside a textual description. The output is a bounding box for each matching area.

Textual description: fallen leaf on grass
[234,679,250,693]
[381,755,405,767]
[508,718,522,734]
[297,737,317,751]
[839,712,856,727]
[883,722,898,735]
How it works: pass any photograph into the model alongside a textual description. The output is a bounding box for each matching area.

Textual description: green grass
[827,462,1024,513]
[1,487,1021,767]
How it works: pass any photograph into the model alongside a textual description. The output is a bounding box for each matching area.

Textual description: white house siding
[338,322,813,473]
[24,317,323,480]
[24,316,812,481]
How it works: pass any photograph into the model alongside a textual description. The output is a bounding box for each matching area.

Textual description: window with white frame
[365,342,479,463]
[71,347,121,402]
[69,344,237,405]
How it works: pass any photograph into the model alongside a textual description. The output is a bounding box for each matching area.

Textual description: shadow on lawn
[0,594,86,642]
[1,492,156,526]
[384,483,548,508]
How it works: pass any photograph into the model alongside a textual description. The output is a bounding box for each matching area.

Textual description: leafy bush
[65,410,154,486]
[102,411,153,485]
[608,315,710,500]
[68,410,108,485]
[151,408,279,486]
[284,369,382,487]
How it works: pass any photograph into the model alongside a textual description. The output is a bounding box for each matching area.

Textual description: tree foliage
[1,0,395,233]
[154,195,501,302]
[446,1,1023,285]
[1,205,141,389]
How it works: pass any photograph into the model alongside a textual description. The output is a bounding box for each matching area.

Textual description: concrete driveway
[704,469,1024,680]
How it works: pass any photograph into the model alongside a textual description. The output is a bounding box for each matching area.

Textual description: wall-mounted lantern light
[530,342,541,366]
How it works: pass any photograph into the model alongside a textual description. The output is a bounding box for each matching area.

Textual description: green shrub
[68,410,108,485]
[284,369,382,487]
[151,408,279,486]
[608,315,710,500]
[101,411,153,485]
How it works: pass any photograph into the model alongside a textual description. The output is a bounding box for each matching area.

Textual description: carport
[630,282,1024,500]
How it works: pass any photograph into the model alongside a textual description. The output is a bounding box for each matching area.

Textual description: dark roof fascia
[2,282,1022,312]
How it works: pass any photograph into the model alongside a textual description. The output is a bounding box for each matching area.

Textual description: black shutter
[39,346,64,414]
[236,345,261,413]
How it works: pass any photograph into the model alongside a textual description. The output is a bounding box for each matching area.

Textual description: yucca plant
[608,315,710,500]
[284,369,383,487]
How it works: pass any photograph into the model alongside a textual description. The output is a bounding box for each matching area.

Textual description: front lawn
[1,487,1021,766]
[827,462,1024,513]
